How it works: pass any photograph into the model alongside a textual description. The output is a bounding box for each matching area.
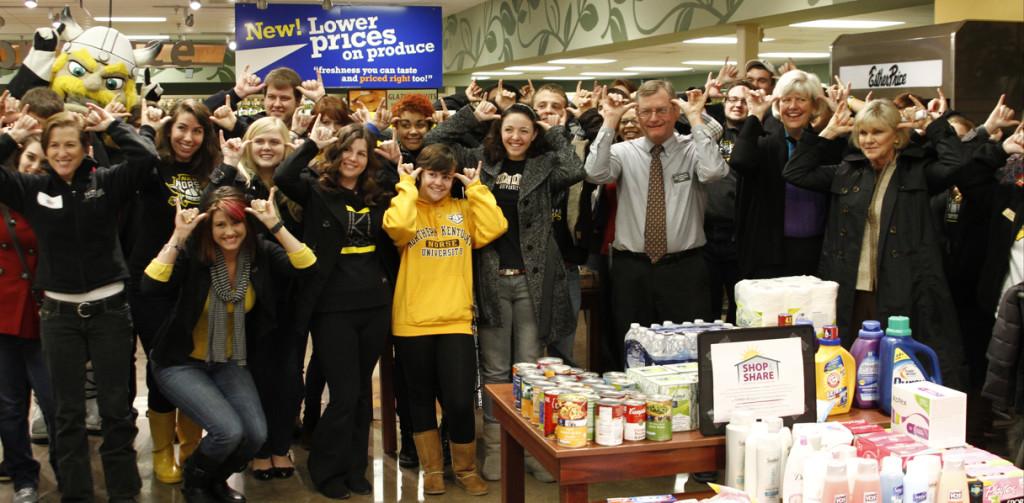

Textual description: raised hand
[464,80,485,103]
[298,69,326,102]
[349,102,370,124]
[374,98,392,131]
[927,87,948,120]
[778,58,799,75]
[716,57,739,86]
[83,103,115,132]
[141,104,171,130]
[1002,124,1024,155]
[219,130,247,167]
[572,81,597,115]
[2,92,21,126]
[519,79,535,105]
[245,186,283,230]
[104,100,131,120]
[898,95,929,130]
[432,98,450,124]
[599,87,635,127]
[538,108,566,131]
[233,64,267,99]
[705,71,725,100]
[455,160,482,186]
[675,85,708,123]
[397,162,421,179]
[984,94,1020,137]
[825,75,852,112]
[307,115,338,150]
[494,79,517,112]
[6,111,42,144]
[473,100,501,123]
[375,139,402,164]
[290,107,314,136]
[821,101,854,140]
[211,94,238,132]
[745,89,777,120]
[172,196,207,237]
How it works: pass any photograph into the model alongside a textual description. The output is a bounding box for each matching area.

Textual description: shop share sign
[234,4,442,88]
[838,59,943,90]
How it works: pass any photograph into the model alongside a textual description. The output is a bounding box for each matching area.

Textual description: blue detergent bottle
[878,315,942,415]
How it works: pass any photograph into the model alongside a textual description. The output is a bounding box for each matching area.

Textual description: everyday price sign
[234,4,442,88]
[838,59,943,90]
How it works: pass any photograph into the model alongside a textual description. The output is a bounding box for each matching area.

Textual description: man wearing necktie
[585,79,730,370]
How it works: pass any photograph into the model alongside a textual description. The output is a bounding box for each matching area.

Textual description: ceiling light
[504,65,565,71]
[471,71,522,76]
[94,16,168,22]
[624,66,693,73]
[472,76,492,80]
[227,39,237,50]
[580,71,639,77]
[24,0,38,8]
[758,52,831,59]
[789,19,904,29]
[542,76,595,81]
[189,0,202,10]
[547,58,616,65]
[683,36,774,44]
[681,60,735,66]
[126,35,171,40]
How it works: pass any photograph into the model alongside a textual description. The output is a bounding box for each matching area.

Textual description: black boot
[398,427,419,469]
[211,451,248,503]
[181,453,218,503]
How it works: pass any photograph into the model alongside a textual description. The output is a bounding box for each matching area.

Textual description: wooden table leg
[559,483,588,503]
[500,426,525,503]
[379,341,397,456]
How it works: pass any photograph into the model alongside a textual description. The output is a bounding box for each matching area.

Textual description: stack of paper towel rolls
[735,276,839,330]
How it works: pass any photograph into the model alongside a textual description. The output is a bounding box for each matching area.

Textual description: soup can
[512,364,540,409]
[599,390,626,401]
[603,371,628,383]
[608,377,636,391]
[536,356,563,369]
[555,393,588,448]
[583,392,599,442]
[578,371,600,381]
[521,377,543,418]
[590,384,617,395]
[541,388,565,437]
[531,382,554,427]
[581,378,606,387]
[595,399,625,446]
[624,399,647,441]
[646,395,673,441]
[560,382,585,391]
[544,364,572,378]
[553,375,578,384]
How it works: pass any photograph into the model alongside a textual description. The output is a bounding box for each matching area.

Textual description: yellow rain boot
[148,410,182,484]
[177,410,203,464]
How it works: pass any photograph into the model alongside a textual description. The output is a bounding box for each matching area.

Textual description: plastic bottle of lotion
[903,458,930,503]
[756,425,785,503]
[804,451,832,503]
[821,461,850,503]
[782,433,821,503]
[745,420,769,495]
[915,455,941,503]
[937,454,967,503]
[880,455,905,503]
[726,410,755,489]
[851,320,884,408]
[853,458,882,503]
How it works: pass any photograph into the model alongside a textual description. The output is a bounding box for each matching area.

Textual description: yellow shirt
[383,176,508,337]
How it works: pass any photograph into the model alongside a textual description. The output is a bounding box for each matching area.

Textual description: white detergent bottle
[782,432,820,503]
[756,424,785,503]
[880,455,905,503]
[903,458,930,503]
[745,420,768,496]
[726,410,754,489]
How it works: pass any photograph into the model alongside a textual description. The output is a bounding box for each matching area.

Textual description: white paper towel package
[735,275,839,330]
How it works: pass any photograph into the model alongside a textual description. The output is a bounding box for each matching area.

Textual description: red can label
[543,389,563,437]
[778,313,793,326]
[624,399,647,441]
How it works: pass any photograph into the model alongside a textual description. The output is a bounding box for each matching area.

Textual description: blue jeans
[479,274,542,424]
[547,265,581,365]
[0,334,56,490]
[155,361,267,464]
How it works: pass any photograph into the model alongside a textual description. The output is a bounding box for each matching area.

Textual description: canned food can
[531,382,554,426]
[553,375,577,384]
[512,363,538,409]
[541,388,565,437]
[567,367,584,376]
[646,395,673,441]
[555,393,588,448]
[512,362,538,377]
[578,372,600,381]
[581,378,605,387]
[626,392,648,402]
[595,399,625,446]
[521,377,541,418]
[536,357,563,369]
[603,371,628,383]
[778,312,793,326]
[599,390,626,401]
[544,364,572,378]
[823,325,840,340]
[591,384,617,395]
[608,377,636,391]
[560,382,585,390]
[583,392,599,442]
[624,399,647,441]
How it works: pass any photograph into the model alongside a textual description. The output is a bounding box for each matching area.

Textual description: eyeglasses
[620,118,639,125]
[637,107,672,119]
[724,97,746,104]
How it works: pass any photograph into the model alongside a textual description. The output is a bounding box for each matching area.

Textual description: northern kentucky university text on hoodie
[384,174,508,337]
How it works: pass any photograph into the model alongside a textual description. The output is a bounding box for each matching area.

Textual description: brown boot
[412,430,446,495]
[450,440,489,496]
[177,411,203,463]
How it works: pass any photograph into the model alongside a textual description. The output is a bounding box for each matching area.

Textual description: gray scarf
[207,248,251,365]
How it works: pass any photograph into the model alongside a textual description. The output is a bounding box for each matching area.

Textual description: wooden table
[485,383,889,503]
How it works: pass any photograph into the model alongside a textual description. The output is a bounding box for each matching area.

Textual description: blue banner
[234,4,442,89]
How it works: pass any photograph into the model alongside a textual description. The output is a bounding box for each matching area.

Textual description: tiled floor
[0,318,707,502]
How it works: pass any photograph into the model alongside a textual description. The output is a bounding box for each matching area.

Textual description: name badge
[672,172,691,183]
[37,192,63,209]
[1003,208,1017,222]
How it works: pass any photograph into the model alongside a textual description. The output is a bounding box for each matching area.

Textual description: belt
[42,291,127,319]
[613,247,702,264]
[497,268,526,276]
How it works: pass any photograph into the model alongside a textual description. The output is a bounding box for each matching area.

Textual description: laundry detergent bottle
[878,316,942,415]
[851,320,884,409]
[815,329,857,416]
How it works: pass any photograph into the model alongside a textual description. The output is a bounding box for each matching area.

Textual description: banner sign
[234,4,442,89]
[838,59,943,90]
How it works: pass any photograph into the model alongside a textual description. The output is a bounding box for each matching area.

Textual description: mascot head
[50,8,161,110]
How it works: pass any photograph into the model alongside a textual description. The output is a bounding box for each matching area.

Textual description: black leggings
[249,324,304,459]
[129,289,175,413]
[307,307,389,486]
[394,334,477,444]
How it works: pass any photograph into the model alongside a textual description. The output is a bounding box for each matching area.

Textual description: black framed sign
[698,325,817,436]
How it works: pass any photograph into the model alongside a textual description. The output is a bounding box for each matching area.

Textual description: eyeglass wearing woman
[142,185,316,503]
[0,105,159,502]
[129,100,221,485]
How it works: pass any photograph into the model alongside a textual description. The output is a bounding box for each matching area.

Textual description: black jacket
[783,116,969,389]
[0,121,159,293]
[970,142,1019,315]
[983,282,1024,413]
[273,140,399,329]
[142,237,317,367]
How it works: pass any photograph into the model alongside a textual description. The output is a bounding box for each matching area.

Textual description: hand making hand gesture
[233,64,267,99]
[455,160,483,186]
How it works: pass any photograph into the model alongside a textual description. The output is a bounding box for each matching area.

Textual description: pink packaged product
[855,432,928,465]
[965,464,1024,501]
[931,445,1006,466]
[840,419,886,436]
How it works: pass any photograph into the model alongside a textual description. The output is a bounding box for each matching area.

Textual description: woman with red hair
[390,93,437,163]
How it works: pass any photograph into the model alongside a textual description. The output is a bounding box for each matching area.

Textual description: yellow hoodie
[384,175,508,337]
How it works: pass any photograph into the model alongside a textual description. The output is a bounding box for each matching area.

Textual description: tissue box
[636,374,699,432]
[891,382,967,448]
[661,362,698,375]
[965,464,1024,501]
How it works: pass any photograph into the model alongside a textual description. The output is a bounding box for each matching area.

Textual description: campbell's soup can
[583,392,599,442]
[544,364,572,378]
[625,391,648,401]
[603,371,627,383]
[778,313,793,326]
[531,382,554,426]
[599,390,626,401]
[560,382,585,391]
[555,393,588,448]
[646,395,673,442]
[591,384,617,395]
[624,399,647,441]
[536,357,563,369]
[595,399,625,446]
[541,388,565,437]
